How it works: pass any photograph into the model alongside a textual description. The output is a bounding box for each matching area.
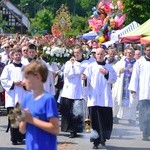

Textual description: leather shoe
[12,141,18,145]
[113,117,119,124]
[93,144,99,149]
[69,132,77,138]
[142,137,150,141]
[129,120,136,126]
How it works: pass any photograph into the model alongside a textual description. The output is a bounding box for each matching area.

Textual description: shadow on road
[106,146,150,150]
[58,133,83,138]
[111,128,140,140]
[58,141,78,145]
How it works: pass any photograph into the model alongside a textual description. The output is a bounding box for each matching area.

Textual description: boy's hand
[23,109,33,123]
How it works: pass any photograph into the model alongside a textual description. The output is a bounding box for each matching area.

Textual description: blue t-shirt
[22,92,58,150]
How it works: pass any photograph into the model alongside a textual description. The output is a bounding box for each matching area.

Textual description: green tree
[0,12,6,32]
[9,0,150,35]
[30,9,54,35]
[123,0,150,25]
[68,15,89,35]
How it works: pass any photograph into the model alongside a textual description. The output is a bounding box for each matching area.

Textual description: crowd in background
[0,33,149,149]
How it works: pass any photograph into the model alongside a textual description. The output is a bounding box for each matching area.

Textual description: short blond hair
[23,61,48,83]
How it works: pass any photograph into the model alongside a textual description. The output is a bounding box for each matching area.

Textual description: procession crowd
[0,33,150,150]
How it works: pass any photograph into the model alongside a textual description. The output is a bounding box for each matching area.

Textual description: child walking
[19,61,59,150]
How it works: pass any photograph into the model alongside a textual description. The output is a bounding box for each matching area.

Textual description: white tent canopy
[111,21,140,42]
[102,21,140,48]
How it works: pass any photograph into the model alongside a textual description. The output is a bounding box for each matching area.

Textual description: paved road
[0,112,150,150]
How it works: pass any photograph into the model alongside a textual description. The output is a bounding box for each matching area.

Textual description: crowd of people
[0,33,150,149]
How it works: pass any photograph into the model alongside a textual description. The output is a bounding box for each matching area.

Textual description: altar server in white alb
[112,48,137,125]
[128,44,150,141]
[83,48,117,149]
[1,48,26,145]
[60,45,89,138]
[44,62,58,96]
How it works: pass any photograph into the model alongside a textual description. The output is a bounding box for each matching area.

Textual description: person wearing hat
[87,41,99,63]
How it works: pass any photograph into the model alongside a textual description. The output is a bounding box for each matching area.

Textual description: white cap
[91,48,96,53]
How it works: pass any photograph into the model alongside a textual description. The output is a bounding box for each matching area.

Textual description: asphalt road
[0,110,150,150]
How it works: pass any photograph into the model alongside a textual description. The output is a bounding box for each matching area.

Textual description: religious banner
[51,4,71,37]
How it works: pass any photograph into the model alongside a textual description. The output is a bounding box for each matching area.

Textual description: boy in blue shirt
[19,61,59,150]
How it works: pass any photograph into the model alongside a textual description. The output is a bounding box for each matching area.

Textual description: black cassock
[89,106,113,145]
[60,97,83,133]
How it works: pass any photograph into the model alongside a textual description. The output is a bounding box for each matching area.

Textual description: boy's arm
[31,117,59,135]
[23,110,59,135]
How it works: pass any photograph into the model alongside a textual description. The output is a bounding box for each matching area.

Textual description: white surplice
[0,63,27,108]
[44,62,58,96]
[84,62,117,107]
[61,60,89,99]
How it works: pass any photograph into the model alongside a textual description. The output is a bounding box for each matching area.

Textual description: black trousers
[89,106,113,144]
[7,107,25,142]
[60,97,83,133]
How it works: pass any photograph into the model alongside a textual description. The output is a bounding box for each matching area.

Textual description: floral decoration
[42,45,73,64]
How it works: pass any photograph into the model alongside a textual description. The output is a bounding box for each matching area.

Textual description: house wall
[3,0,30,31]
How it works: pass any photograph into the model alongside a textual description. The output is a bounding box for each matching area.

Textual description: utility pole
[20,3,28,35]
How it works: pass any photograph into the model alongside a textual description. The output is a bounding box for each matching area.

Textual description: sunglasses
[5,46,9,48]
[23,49,28,52]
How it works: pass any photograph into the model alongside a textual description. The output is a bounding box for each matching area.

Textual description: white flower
[45,50,51,55]
[66,49,69,53]
[56,53,60,57]
[66,53,70,57]
[50,52,54,57]
[61,48,65,54]
[64,53,67,57]
[47,47,51,51]
[69,49,73,54]
[43,46,47,51]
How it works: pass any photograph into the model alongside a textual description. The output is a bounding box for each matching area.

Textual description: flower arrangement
[42,45,73,64]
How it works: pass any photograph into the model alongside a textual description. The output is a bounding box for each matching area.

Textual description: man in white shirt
[128,44,150,141]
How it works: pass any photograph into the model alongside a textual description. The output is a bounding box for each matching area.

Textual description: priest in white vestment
[112,48,137,125]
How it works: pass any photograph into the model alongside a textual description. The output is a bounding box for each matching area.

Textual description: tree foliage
[68,15,89,36]
[123,0,150,25]
[9,0,150,35]
[31,9,54,35]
